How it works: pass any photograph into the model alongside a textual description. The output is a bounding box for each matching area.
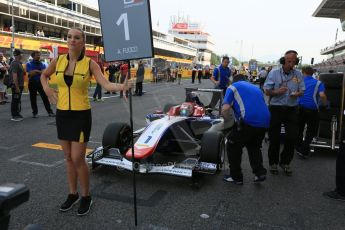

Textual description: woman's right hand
[44,87,58,104]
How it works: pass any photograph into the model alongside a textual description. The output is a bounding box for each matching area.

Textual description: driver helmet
[180,102,194,117]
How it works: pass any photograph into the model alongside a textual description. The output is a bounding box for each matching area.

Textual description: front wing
[86,147,217,178]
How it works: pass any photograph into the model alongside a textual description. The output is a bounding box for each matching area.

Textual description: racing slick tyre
[163,103,178,113]
[102,122,132,154]
[199,131,225,171]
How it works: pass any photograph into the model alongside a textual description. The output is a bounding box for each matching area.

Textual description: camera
[0,183,29,230]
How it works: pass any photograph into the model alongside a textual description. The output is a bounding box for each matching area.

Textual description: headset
[279,50,300,65]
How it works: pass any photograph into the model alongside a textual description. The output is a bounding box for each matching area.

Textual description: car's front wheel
[199,131,225,171]
[102,122,132,154]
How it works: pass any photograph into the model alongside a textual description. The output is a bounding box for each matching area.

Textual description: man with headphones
[26,51,54,118]
[263,50,305,176]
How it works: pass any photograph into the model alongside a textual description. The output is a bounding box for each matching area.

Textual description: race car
[86,88,234,179]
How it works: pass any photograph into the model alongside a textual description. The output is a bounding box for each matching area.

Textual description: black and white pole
[127,60,138,226]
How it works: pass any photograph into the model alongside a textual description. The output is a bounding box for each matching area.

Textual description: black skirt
[56,109,92,143]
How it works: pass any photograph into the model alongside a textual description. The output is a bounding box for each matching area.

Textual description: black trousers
[336,141,345,195]
[268,106,299,165]
[108,74,115,83]
[135,82,143,96]
[198,74,202,83]
[93,83,102,99]
[11,86,23,117]
[28,80,53,115]
[296,107,319,155]
[259,78,265,91]
[191,73,196,83]
[227,123,267,180]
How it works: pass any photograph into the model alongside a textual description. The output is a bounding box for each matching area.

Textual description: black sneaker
[60,193,79,212]
[323,190,345,202]
[32,114,38,118]
[223,175,243,185]
[77,196,93,216]
[254,175,266,183]
[48,112,55,117]
[279,164,292,176]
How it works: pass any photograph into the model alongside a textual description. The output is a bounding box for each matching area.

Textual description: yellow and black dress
[55,54,92,143]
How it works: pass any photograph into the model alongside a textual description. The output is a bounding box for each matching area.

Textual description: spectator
[26,51,55,118]
[191,66,197,83]
[258,67,267,91]
[120,62,129,98]
[177,66,183,85]
[105,62,118,94]
[9,49,25,121]
[197,67,203,84]
[93,61,104,101]
[134,61,145,96]
[264,50,305,176]
[0,52,9,104]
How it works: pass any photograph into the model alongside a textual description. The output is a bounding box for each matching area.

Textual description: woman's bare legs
[70,141,89,196]
[60,140,78,194]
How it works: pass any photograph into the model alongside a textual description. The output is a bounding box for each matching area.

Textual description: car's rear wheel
[199,131,225,171]
[102,122,132,154]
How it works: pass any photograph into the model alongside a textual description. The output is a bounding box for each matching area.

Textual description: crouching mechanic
[222,74,270,184]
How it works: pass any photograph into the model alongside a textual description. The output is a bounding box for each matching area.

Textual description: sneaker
[323,190,345,202]
[254,175,266,183]
[93,98,97,101]
[104,92,110,94]
[223,175,243,185]
[60,193,79,212]
[11,116,23,122]
[48,112,55,117]
[96,98,104,102]
[77,196,93,216]
[279,164,292,176]
[269,164,279,175]
[32,114,38,118]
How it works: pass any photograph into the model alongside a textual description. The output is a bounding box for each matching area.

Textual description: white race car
[87,88,234,179]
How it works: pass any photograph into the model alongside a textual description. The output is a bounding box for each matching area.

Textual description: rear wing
[185,88,224,116]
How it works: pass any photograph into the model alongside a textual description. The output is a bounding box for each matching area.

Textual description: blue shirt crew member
[208,56,231,109]
[222,74,270,185]
[296,66,327,158]
[26,51,54,118]
[264,50,305,176]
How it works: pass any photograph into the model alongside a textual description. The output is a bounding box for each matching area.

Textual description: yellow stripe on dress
[79,131,84,143]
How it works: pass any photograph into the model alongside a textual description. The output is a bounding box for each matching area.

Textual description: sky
[84,0,344,64]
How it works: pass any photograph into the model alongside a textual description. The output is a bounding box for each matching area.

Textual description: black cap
[13,49,22,56]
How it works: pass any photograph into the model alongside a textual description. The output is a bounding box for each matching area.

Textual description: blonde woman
[41,28,133,216]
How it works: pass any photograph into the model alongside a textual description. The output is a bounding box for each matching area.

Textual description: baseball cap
[13,49,22,56]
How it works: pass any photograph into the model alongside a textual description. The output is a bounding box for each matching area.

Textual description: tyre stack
[318,73,345,141]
